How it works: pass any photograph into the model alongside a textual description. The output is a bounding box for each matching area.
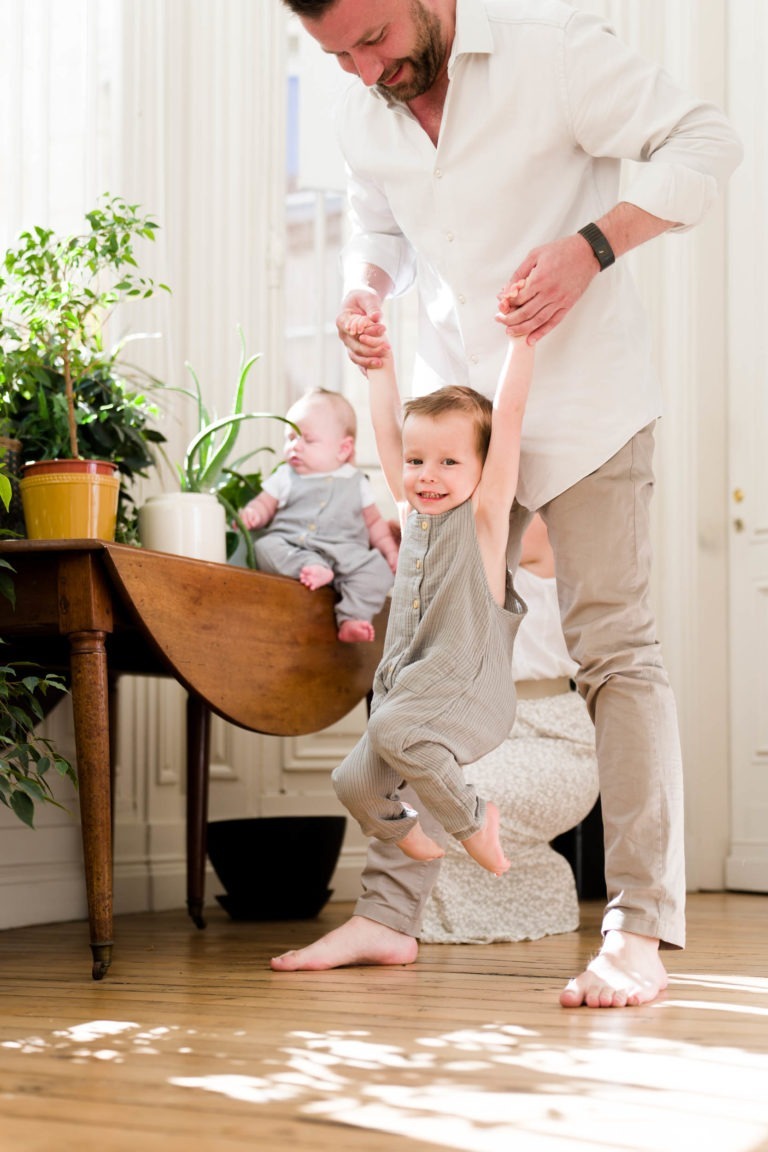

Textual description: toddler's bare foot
[338,619,375,643]
[396,821,445,862]
[300,564,334,590]
[560,929,669,1008]
[460,801,510,876]
[270,914,418,971]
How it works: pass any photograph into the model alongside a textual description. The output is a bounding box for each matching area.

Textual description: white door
[725,1,768,892]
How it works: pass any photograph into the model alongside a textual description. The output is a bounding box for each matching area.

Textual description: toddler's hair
[402,385,493,461]
[297,387,358,439]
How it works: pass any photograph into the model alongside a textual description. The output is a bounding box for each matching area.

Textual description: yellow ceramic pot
[19,459,121,541]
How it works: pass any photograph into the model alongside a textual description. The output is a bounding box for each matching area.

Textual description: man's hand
[495,233,600,344]
[337,289,390,370]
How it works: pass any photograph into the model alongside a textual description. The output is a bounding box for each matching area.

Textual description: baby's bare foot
[300,564,334,590]
[270,915,418,971]
[560,929,669,1008]
[397,821,445,862]
[338,619,375,643]
[460,802,510,876]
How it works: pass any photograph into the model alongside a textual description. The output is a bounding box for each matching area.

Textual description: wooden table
[0,540,387,979]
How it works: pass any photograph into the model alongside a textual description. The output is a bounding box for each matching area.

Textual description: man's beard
[375,1,447,103]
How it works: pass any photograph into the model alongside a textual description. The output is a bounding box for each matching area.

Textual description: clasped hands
[338,232,599,369]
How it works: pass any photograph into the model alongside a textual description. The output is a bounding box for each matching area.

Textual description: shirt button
[434,168,443,178]
[446,231,454,242]
[470,354,479,364]
[309,523,316,530]
[412,599,420,610]
[457,294,466,304]
[415,559,422,570]
[421,520,428,530]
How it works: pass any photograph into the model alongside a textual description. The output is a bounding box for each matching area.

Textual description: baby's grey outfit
[253,466,393,626]
[332,499,526,842]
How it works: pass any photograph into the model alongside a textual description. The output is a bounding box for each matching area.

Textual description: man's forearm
[342,262,395,303]
[592,202,678,262]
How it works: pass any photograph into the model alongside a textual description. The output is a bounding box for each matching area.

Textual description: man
[271,0,742,1007]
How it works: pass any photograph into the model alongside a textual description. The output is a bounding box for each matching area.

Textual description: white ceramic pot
[138,492,227,563]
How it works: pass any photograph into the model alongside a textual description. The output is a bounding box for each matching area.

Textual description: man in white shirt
[271,0,742,1007]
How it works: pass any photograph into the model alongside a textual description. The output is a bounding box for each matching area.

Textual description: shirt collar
[448,0,494,78]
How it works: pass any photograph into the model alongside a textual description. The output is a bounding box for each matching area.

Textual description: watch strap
[577,222,615,271]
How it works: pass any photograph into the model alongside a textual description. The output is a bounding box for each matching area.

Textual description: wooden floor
[0,893,767,1152]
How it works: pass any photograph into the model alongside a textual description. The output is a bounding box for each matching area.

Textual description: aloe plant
[176,327,293,567]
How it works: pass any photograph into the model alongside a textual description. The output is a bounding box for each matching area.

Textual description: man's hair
[402,385,493,461]
[281,0,339,16]
[299,387,358,439]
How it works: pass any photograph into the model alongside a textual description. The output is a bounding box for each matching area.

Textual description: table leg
[68,630,113,981]
[186,694,211,929]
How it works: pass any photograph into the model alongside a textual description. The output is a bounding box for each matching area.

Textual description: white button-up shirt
[336,0,742,509]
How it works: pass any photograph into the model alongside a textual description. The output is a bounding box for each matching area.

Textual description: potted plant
[139,327,292,566]
[0,194,169,542]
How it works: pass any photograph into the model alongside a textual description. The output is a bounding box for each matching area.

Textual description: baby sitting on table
[240,387,398,643]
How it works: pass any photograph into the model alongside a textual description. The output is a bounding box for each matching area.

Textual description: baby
[241,387,398,643]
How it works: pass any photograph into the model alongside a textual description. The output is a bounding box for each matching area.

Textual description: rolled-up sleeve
[341,161,418,295]
[562,10,743,230]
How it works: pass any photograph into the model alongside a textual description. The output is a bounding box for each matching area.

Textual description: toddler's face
[401,411,483,514]
[284,397,353,475]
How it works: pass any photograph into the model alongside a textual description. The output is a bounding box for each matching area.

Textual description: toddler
[331,310,535,875]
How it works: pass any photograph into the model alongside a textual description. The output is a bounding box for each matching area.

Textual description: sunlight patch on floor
[3,1017,767,1152]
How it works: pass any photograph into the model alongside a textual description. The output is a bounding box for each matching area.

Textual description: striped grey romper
[331,498,526,843]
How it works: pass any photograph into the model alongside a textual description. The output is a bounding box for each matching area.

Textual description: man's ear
[338,434,355,463]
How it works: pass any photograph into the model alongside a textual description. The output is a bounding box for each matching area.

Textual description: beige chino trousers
[354,422,686,949]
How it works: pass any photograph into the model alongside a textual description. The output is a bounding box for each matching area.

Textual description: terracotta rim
[21,458,119,478]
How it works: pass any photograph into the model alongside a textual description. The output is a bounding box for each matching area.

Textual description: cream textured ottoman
[421,690,599,944]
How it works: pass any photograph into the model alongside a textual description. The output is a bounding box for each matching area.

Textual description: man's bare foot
[338,619,375,643]
[270,914,418,971]
[397,821,445,861]
[560,929,669,1008]
[300,564,334,590]
[460,801,510,876]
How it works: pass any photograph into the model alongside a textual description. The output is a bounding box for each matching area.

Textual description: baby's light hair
[402,385,493,461]
[293,387,358,440]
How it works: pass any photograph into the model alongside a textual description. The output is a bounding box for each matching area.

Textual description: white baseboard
[0,862,87,930]
[725,847,768,893]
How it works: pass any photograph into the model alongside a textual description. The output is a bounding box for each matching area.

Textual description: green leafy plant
[0,541,76,828]
[172,327,294,566]
[0,195,170,541]
[0,470,10,514]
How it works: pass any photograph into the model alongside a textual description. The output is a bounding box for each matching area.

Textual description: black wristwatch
[577,223,616,271]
